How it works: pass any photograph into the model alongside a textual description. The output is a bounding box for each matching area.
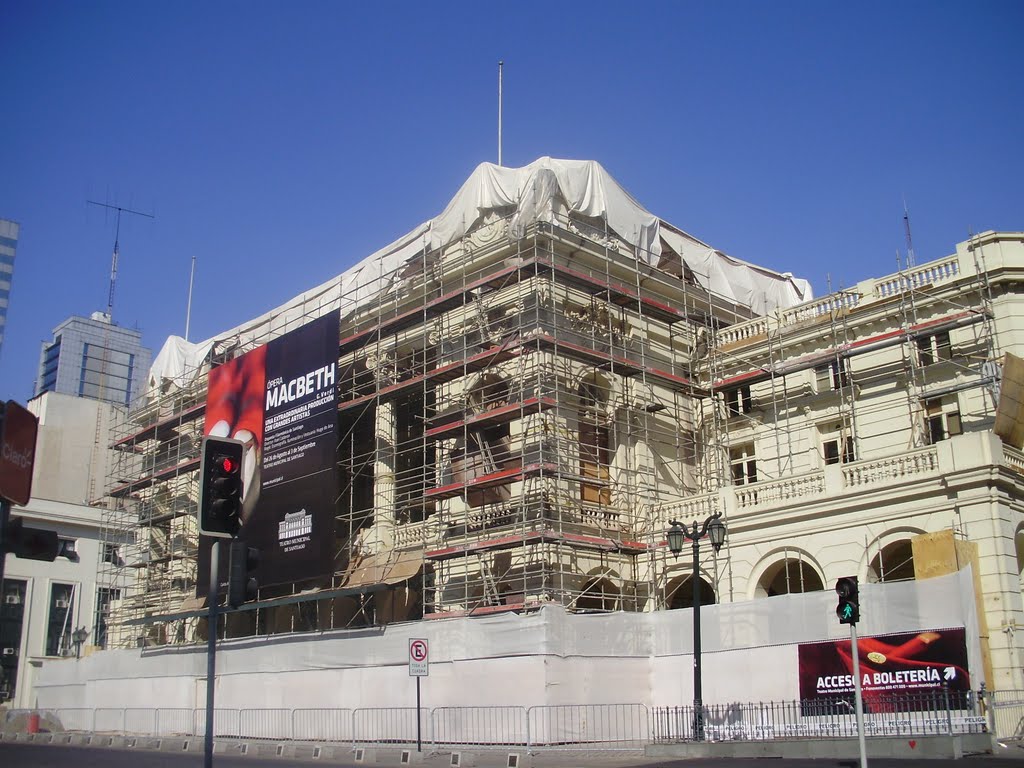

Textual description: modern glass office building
[35,313,152,406]
[0,218,19,361]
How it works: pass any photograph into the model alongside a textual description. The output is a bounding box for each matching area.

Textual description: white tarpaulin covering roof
[148,157,812,394]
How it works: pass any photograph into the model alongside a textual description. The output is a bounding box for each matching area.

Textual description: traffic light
[227,538,260,608]
[198,436,245,538]
[5,516,59,561]
[835,576,860,625]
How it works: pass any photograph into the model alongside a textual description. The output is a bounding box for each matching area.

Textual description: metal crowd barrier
[652,691,986,742]
[1,693,1002,750]
[291,708,353,743]
[352,707,426,746]
[528,704,650,750]
[432,706,528,747]
[988,689,1024,742]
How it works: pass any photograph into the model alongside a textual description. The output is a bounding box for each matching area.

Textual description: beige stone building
[99,158,1024,691]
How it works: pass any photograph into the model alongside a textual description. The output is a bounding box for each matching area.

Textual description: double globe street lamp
[667,514,727,741]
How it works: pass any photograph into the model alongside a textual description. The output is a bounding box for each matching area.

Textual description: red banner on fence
[798,627,970,703]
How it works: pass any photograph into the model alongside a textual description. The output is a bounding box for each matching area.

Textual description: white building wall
[31,569,980,712]
[1,391,123,708]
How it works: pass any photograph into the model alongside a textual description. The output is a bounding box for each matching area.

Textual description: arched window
[868,540,916,582]
[578,377,611,505]
[576,576,620,612]
[756,558,825,597]
[666,574,717,610]
[1016,526,1024,590]
[467,374,510,413]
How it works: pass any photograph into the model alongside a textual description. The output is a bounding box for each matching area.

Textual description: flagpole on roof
[185,255,196,342]
[498,60,503,167]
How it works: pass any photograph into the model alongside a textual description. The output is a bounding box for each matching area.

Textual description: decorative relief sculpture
[365,349,398,386]
[564,301,625,343]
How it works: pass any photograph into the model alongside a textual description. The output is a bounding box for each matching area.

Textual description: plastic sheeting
[35,569,981,712]
[660,224,812,316]
[146,157,811,395]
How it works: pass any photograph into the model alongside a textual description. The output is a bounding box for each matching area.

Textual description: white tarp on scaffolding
[147,157,811,394]
[659,224,812,316]
[35,569,980,714]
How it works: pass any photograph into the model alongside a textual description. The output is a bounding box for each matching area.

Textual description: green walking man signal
[835,576,860,625]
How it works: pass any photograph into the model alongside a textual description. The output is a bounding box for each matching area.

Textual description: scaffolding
[703,233,1002,588]
[99,199,785,646]
[97,164,1009,648]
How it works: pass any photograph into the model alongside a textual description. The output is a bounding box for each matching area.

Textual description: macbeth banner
[201,313,339,588]
[798,628,971,709]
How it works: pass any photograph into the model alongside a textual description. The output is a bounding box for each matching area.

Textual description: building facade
[98,159,1024,692]
[0,218,19,361]
[1,391,125,708]
[35,313,152,406]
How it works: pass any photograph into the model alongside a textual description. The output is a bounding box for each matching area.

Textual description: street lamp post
[667,515,726,741]
[71,627,89,660]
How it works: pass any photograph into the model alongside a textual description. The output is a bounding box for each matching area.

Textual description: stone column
[373,399,397,554]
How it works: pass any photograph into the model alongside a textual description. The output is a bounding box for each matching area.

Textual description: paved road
[0,743,356,767]
[3,742,1024,767]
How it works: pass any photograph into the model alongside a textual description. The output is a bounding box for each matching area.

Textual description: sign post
[409,638,428,751]
[204,539,220,768]
[849,623,868,768]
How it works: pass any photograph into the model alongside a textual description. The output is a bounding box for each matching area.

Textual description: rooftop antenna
[902,197,916,269]
[87,201,154,323]
[498,60,504,166]
[185,255,197,341]
[84,199,153,507]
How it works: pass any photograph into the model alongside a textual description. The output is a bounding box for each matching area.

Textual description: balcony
[659,431,1015,527]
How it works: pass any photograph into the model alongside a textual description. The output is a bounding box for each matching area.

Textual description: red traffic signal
[198,436,245,538]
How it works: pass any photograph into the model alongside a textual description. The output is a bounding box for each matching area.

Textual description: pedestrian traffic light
[227,538,260,608]
[198,436,244,538]
[835,576,860,625]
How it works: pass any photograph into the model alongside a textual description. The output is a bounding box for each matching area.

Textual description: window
[729,444,757,485]
[58,538,79,562]
[0,580,28,703]
[78,343,135,404]
[916,331,952,367]
[725,385,753,416]
[395,382,435,523]
[102,543,122,565]
[46,583,75,656]
[925,397,962,444]
[39,338,61,393]
[820,422,855,465]
[93,587,121,649]
[815,359,850,392]
[579,377,612,505]
[450,426,516,507]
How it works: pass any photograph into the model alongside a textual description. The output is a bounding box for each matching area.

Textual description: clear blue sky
[1,1,1021,401]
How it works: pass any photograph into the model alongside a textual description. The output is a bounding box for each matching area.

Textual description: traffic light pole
[849,622,868,768]
[0,500,10,586]
[204,539,221,768]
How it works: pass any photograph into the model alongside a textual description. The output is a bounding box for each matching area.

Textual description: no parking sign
[409,638,429,677]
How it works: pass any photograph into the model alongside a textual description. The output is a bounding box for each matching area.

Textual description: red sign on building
[0,401,38,506]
